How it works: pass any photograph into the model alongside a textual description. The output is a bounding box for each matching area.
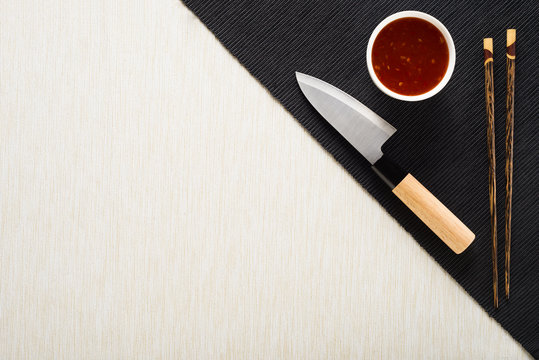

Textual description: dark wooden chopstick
[484,38,498,308]
[505,29,516,300]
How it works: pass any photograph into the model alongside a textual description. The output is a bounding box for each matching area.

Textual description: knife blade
[296,72,475,253]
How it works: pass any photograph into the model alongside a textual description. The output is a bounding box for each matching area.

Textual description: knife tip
[295,71,306,81]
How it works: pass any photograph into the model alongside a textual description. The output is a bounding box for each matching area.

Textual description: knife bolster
[372,155,407,188]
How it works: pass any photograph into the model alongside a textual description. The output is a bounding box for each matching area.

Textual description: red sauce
[372,17,449,96]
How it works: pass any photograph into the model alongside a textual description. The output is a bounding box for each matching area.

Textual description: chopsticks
[483,30,516,308]
[483,38,498,308]
[505,29,516,300]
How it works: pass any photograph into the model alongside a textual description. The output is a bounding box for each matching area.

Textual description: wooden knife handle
[392,174,475,253]
[372,156,475,254]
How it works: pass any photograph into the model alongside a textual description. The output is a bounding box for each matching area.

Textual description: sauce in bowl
[371,17,449,96]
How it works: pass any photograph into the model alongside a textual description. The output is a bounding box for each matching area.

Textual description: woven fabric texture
[181,0,539,356]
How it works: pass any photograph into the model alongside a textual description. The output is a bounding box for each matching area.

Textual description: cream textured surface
[0,0,531,359]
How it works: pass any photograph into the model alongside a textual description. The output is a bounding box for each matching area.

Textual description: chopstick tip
[483,38,493,51]
[507,29,516,45]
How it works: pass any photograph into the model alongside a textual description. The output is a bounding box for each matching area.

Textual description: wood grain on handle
[484,38,498,308]
[392,174,475,254]
[505,29,516,299]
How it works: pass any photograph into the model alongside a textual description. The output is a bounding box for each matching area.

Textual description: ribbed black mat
[181,0,539,356]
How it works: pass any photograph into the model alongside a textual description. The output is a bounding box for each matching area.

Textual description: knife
[296,72,475,254]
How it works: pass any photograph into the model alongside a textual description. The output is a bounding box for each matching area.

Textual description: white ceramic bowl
[366,11,456,101]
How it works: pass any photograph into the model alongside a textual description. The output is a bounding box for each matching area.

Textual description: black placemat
[181,0,539,356]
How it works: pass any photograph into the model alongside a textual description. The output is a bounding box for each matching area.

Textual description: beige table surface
[0,0,531,359]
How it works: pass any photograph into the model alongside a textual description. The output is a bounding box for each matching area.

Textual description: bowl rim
[366,11,456,102]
